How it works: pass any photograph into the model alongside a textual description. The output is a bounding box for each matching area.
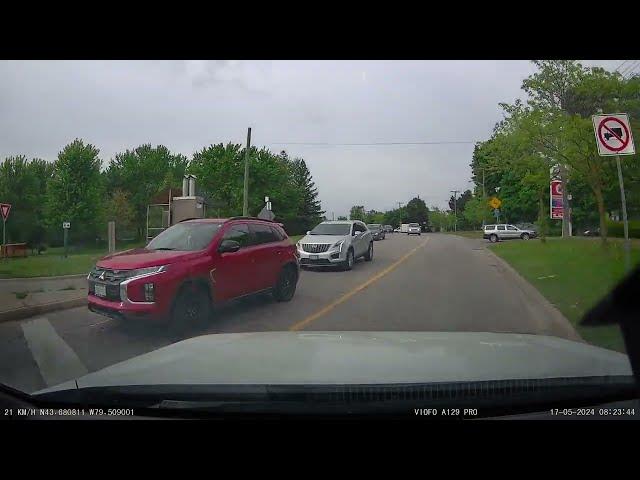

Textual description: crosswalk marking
[21,317,88,387]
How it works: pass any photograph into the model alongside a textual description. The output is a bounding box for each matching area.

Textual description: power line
[266,141,476,146]
[620,60,640,77]
[615,60,630,72]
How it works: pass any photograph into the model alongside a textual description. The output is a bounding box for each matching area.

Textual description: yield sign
[0,203,10,221]
[592,113,635,156]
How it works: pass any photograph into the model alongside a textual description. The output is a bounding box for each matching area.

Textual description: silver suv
[483,224,537,243]
[296,221,374,270]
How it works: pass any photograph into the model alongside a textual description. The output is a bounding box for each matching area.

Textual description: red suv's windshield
[147,222,222,251]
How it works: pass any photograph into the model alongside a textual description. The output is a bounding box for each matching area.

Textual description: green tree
[0,156,53,247]
[337,215,348,221]
[365,210,385,224]
[405,197,429,224]
[462,195,490,230]
[104,189,137,240]
[349,205,366,221]
[45,139,105,244]
[105,144,189,239]
[429,207,454,232]
[290,157,325,230]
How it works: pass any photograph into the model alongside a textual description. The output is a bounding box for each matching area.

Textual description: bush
[606,220,640,239]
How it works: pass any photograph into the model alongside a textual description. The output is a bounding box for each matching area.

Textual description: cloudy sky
[0,60,626,217]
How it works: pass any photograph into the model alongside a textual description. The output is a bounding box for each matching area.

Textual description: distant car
[393,228,400,233]
[383,225,394,233]
[367,224,386,241]
[583,227,600,237]
[483,224,537,243]
[296,220,373,270]
[408,223,421,236]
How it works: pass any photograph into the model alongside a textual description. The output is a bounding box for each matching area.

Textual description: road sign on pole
[550,179,563,220]
[592,114,635,156]
[62,221,70,258]
[0,203,10,222]
[489,197,501,209]
[1,203,10,254]
[592,113,635,272]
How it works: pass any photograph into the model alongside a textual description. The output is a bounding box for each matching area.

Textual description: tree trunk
[593,183,608,244]
[538,190,547,243]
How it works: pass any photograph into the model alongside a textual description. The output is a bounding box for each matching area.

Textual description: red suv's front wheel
[171,284,211,329]
[273,265,298,302]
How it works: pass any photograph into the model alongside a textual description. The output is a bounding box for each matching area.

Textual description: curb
[484,246,584,343]
[0,273,87,282]
[0,297,87,324]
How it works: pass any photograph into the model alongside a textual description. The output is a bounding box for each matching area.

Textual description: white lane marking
[21,317,88,387]
[88,318,112,328]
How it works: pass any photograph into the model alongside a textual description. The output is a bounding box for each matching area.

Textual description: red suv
[87,217,299,327]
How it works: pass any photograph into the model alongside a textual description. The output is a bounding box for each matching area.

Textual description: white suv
[296,221,374,270]
[483,224,537,243]
[407,223,421,235]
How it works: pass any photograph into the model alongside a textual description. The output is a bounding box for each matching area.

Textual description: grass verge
[0,240,146,278]
[490,237,639,353]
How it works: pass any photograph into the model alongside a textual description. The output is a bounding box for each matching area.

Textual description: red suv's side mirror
[218,239,241,253]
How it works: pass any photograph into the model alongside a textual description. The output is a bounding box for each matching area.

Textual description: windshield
[309,223,351,236]
[147,223,222,251]
[1,59,638,419]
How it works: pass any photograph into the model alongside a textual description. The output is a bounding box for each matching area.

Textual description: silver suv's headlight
[332,240,345,252]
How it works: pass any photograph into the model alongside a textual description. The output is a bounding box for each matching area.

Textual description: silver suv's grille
[301,243,330,253]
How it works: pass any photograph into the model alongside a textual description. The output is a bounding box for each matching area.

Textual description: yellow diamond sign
[489,197,502,209]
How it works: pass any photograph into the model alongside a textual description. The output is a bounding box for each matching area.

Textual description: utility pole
[242,127,252,217]
[560,164,572,237]
[616,155,631,273]
[450,190,459,232]
[482,168,486,227]
[397,202,404,224]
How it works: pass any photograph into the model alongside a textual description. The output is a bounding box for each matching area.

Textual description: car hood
[97,248,199,269]
[298,235,348,244]
[36,331,631,393]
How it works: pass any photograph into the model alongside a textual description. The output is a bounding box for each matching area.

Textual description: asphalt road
[0,233,580,393]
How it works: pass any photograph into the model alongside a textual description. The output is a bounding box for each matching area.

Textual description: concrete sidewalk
[0,273,87,293]
[0,275,88,323]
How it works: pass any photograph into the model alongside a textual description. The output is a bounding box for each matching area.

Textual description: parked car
[383,225,394,233]
[296,220,373,270]
[367,224,386,240]
[483,224,537,243]
[393,227,401,233]
[87,217,299,328]
[407,223,421,235]
[583,227,600,237]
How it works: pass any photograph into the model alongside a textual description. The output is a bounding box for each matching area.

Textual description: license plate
[310,255,319,260]
[94,283,107,297]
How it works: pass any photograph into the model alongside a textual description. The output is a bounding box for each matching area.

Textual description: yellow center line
[289,237,430,331]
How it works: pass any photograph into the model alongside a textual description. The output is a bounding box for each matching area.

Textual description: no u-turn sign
[592,113,635,156]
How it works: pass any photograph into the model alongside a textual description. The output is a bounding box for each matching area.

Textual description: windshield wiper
[152,247,176,250]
